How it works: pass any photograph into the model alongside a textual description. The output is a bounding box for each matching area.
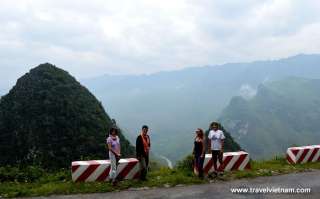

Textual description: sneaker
[208,171,217,178]
[213,171,218,177]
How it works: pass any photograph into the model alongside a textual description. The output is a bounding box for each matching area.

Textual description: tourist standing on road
[193,128,205,178]
[136,125,151,181]
[107,127,121,186]
[208,122,225,176]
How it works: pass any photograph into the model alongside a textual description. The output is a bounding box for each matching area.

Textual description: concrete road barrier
[71,158,140,182]
[287,145,320,164]
[194,151,251,175]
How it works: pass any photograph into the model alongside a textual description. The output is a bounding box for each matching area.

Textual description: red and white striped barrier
[287,145,320,164]
[71,158,140,182]
[200,151,250,175]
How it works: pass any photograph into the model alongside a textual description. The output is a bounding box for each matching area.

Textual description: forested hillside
[0,63,135,169]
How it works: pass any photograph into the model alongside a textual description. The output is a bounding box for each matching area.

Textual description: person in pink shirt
[106,128,121,186]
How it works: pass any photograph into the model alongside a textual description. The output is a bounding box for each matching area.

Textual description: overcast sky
[1,0,320,91]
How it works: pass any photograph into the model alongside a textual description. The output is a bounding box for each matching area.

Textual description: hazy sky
[1,0,320,91]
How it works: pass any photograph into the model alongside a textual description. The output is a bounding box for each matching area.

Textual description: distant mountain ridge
[81,54,320,162]
[220,77,320,159]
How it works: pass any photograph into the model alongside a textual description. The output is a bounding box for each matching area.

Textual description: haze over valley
[80,54,320,162]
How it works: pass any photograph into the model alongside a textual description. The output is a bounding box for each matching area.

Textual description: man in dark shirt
[136,125,151,180]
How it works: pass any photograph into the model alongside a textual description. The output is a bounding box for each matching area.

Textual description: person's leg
[109,153,117,183]
[145,155,149,177]
[139,157,147,180]
[212,150,218,173]
[194,155,200,176]
[218,151,224,172]
[199,156,205,178]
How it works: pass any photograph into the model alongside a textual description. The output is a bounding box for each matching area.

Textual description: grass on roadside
[0,167,202,198]
[1,157,320,198]
[225,156,320,179]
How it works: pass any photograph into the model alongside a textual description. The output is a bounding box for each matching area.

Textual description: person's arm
[136,136,141,159]
[192,140,195,156]
[220,139,224,153]
[118,137,121,156]
[207,132,211,152]
[220,131,225,153]
[107,142,119,156]
[201,139,205,158]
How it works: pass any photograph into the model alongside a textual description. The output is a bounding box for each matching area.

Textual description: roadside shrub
[176,154,194,172]
[0,166,45,182]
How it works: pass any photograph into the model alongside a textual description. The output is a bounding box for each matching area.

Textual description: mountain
[81,54,320,162]
[0,88,5,97]
[219,77,320,159]
[0,63,135,169]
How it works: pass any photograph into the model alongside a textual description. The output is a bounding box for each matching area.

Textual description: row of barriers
[71,144,320,182]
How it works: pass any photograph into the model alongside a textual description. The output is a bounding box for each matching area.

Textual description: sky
[1,0,320,92]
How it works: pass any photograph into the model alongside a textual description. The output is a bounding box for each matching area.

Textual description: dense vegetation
[220,77,320,159]
[0,63,135,169]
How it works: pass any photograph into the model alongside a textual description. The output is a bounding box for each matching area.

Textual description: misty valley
[80,54,320,164]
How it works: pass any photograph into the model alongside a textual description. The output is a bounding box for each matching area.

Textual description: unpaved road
[21,170,320,199]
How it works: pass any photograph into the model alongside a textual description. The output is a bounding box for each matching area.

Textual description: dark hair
[210,122,219,129]
[109,127,118,135]
[142,125,149,130]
